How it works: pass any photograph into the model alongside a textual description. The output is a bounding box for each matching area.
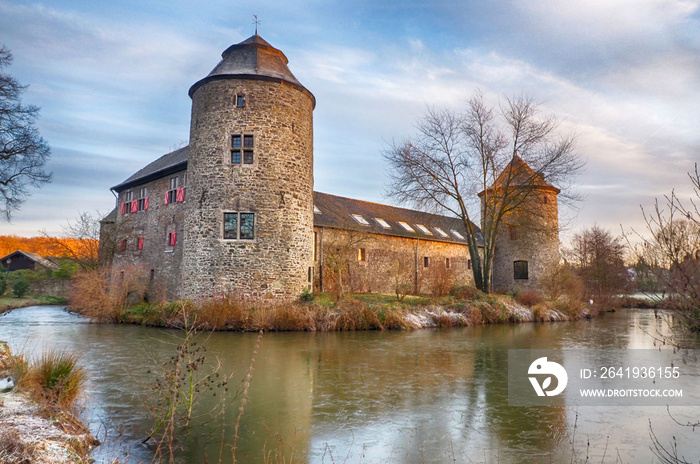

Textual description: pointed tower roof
[478,155,560,197]
[188,34,315,107]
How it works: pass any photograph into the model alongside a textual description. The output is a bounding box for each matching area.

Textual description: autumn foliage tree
[384,92,583,293]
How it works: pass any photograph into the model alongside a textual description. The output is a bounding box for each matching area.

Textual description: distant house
[0,250,58,272]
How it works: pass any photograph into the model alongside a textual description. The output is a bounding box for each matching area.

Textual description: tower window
[514,260,529,280]
[231,134,254,164]
[224,212,255,240]
[358,248,367,262]
[508,225,519,241]
[235,94,245,107]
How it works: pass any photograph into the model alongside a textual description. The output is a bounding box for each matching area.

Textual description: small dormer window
[351,214,370,226]
[374,218,391,229]
[415,224,433,235]
[450,229,465,240]
[434,227,449,238]
[398,221,415,232]
[314,205,321,214]
[235,94,245,107]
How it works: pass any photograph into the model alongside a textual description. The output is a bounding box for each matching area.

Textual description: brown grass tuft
[516,289,544,307]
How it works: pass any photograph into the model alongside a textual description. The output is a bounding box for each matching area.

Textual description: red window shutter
[176,187,185,203]
[130,200,137,213]
[169,231,177,246]
[165,191,170,205]
[121,202,126,215]
[144,197,149,210]
[138,237,144,250]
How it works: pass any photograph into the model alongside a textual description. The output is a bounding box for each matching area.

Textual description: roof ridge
[313,191,455,220]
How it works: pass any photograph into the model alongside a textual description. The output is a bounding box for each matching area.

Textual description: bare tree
[626,164,700,331]
[566,225,630,303]
[40,211,102,271]
[0,45,51,219]
[384,91,583,293]
[321,230,372,301]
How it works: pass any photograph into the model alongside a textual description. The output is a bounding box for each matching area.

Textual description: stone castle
[102,34,559,301]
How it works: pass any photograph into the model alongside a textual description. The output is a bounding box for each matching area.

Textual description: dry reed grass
[0,427,36,464]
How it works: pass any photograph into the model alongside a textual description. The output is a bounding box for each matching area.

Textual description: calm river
[2,306,700,463]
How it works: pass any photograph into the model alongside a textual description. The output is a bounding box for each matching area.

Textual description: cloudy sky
[1,0,699,244]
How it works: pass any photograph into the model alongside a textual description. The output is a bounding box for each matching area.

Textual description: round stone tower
[481,156,560,294]
[180,34,315,300]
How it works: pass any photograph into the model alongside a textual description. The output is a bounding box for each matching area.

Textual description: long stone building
[102,33,560,301]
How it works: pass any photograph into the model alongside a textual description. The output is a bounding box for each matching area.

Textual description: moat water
[2,306,700,463]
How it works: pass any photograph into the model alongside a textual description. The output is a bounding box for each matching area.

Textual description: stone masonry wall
[314,227,474,295]
[490,189,559,294]
[181,79,314,300]
[111,169,187,301]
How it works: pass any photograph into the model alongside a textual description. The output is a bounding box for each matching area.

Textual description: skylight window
[314,205,321,214]
[398,221,415,232]
[450,229,465,240]
[434,227,449,238]
[374,218,391,229]
[415,224,433,235]
[351,214,370,226]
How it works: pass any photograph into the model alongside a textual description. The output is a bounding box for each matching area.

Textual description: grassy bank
[0,295,69,315]
[70,289,593,332]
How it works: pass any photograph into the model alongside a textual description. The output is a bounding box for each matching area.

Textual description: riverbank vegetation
[69,266,594,331]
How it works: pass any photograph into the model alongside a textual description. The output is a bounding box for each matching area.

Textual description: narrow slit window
[358,248,367,262]
[423,256,430,268]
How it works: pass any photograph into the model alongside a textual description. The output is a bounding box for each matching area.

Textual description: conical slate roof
[188,34,314,106]
[478,155,560,197]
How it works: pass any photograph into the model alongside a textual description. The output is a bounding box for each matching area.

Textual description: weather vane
[253,15,260,35]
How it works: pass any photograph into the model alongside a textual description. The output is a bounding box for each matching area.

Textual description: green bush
[0,272,6,296]
[12,279,30,298]
[300,287,315,302]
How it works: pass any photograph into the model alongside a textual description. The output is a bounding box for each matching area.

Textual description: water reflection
[1,306,699,463]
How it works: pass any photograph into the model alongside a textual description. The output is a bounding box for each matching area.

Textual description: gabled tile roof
[111,146,188,192]
[313,192,483,247]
